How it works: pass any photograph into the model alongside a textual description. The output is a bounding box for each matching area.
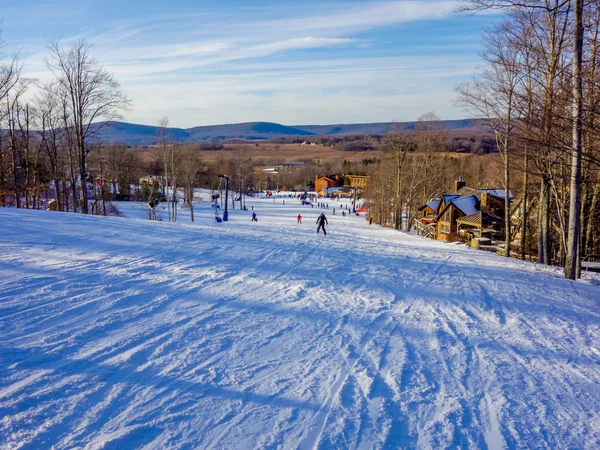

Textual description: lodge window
[440,222,450,235]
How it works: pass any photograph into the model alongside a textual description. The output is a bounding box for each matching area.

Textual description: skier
[252,212,258,222]
[297,214,302,224]
[316,212,328,235]
[369,216,373,225]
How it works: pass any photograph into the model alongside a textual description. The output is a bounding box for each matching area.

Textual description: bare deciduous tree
[459,0,594,278]
[178,145,202,222]
[46,39,130,214]
[385,126,412,230]
[157,117,174,220]
[457,20,522,257]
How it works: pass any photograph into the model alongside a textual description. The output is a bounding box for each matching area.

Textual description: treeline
[279,131,497,154]
[364,112,476,231]
[0,38,129,213]
[457,0,600,279]
[365,1,600,280]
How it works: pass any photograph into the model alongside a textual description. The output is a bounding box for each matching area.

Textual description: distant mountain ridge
[91,119,483,145]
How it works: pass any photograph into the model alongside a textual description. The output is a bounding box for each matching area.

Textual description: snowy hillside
[1,196,599,449]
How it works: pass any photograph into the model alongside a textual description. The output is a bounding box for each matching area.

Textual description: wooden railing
[413,219,436,239]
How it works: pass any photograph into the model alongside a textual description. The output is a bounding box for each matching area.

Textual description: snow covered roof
[322,187,349,195]
[457,186,513,200]
[450,195,479,216]
[478,189,514,200]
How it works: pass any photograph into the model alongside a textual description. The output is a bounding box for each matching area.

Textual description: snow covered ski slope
[1,196,599,449]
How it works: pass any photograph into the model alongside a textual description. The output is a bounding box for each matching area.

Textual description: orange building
[315,174,369,193]
[315,174,342,193]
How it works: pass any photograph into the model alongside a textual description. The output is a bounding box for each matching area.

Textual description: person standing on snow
[297,214,302,224]
[316,212,328,235]
[252,212,258,222]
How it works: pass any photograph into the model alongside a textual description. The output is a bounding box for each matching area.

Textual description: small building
[436,195,479,241]
[315,174,343,193]
[347,175,370,189]
[262,167,279,175]
[416,178,512,242]
[281,162,305,169]
[139,175,162,186]
[418,199,440,220]
[319,186,353,198]
[315,173,370,194]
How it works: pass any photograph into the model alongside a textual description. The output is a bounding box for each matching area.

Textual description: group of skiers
[246,191,362,234]
[298,213,329,234]
[250,211,329,235]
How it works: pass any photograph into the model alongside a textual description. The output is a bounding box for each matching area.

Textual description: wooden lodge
[315,174,370,196]
[315,174,344,194]
[415,178,511,242]
[139,175,162,187]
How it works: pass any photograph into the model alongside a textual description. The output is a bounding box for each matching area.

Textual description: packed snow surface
[1,195,599,449]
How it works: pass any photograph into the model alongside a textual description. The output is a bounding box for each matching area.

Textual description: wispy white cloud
[10,0,500,126]
[247,0,462,35]
[98,37,359,81]
[118,53,480,126]
[252,37,358,54]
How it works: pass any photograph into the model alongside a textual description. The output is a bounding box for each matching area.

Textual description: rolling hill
[89,119,483,145]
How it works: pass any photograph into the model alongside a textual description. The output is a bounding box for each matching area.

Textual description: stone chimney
[480,192,487,208]
[454,177,466,193]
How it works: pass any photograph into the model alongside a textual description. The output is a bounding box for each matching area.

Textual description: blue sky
[2,1,501,127]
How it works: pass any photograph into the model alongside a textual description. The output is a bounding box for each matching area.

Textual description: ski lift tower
[218,174,230,221]
[350,186,358,213]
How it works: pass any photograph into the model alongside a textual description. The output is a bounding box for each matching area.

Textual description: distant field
[133,142,484,165]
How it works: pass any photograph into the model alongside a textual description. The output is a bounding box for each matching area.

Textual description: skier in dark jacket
[316,213,328,235]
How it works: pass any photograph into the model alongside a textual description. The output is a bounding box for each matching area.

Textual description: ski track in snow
[1,195,600,450]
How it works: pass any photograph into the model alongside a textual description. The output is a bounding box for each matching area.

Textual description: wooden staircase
[413,219,436,239]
